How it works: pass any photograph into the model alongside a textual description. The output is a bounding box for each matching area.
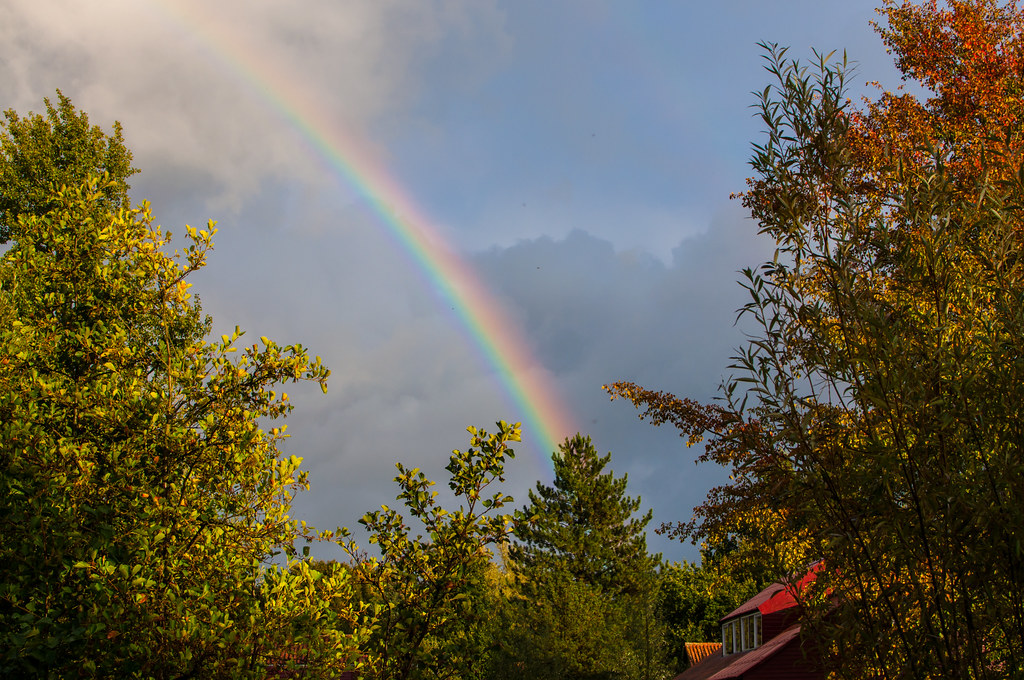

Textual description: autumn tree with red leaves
[608,2,1024,677]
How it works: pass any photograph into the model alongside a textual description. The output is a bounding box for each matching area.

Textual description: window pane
[754,615,762,647]
[745,615,755,649]
[723,624,732,654]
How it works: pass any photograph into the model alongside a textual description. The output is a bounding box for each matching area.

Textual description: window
[742,615,754,650]
[722,613,762,655]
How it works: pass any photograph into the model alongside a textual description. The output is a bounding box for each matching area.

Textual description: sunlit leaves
[341,422,519,680]
[0,101,360,676]
[0,90,136,244]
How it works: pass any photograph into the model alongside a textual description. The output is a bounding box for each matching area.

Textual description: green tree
[0,100,362,678]
[487,577,638,680]
[493,435,667,680]
[0,90,137,243]
[341,422,520,680]
[512,435,656,597]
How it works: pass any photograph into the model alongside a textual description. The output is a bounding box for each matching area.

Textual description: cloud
[190,187,775,561]
[0,0,509,209]
[474,204,773,393]
[467,206,777,558]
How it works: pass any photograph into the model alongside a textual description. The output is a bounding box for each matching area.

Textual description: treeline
[313,431,766,680]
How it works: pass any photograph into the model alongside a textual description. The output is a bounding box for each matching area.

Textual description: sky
[2,0,906,563]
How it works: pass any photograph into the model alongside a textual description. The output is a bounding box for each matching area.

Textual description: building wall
[760,608,800,642]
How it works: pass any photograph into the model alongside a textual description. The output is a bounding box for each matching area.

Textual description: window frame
[722,613,762,655]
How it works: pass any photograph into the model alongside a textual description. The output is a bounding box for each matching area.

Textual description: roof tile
[686,642,723,665]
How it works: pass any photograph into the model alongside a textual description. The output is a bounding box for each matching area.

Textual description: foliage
[657,546,768,670]
[0,90,137,243]
[854,0,1024,199]
[487,576,641,680]
[341,422,520,680]
[490,435,668,680]
[609,2,1024,677]
[0,99,361,678]
[604,384,816,581]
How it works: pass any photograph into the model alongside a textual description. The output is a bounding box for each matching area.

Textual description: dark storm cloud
[467,206,776,558]
[182,191,776,562]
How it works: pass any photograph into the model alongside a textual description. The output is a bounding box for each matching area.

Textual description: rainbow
[147,2,576,468]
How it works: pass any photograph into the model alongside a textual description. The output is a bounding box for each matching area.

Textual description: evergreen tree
[492,435,669,680]
[512,434,656,597]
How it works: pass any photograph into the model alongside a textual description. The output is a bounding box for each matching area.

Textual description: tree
[657,546,769,672]
[341,422,520,680]
[0,99,362,677]
[603,385,817,582]
[486,576,641,680]
[512,434,656,597]
[493,435,667,680]
[609,2,1024,677]
[0,90,137,243]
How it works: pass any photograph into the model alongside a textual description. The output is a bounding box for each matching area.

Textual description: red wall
[745,636,823,680]
[760,608,800,643]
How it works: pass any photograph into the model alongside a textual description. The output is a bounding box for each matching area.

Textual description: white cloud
[0,0,509,207]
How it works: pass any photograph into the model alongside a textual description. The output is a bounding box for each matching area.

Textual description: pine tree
[512,434,656,597]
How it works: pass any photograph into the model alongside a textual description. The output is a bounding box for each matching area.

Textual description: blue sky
[2,0,904,561]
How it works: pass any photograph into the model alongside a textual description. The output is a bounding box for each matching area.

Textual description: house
[674,564,824,680]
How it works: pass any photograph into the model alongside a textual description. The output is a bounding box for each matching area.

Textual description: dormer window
[722,612,761,654]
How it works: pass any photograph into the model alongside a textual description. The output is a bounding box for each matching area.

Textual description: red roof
[674,649,740,680]
[722,561,824,622]
[720,582,786,621]
[686,642,723,665]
